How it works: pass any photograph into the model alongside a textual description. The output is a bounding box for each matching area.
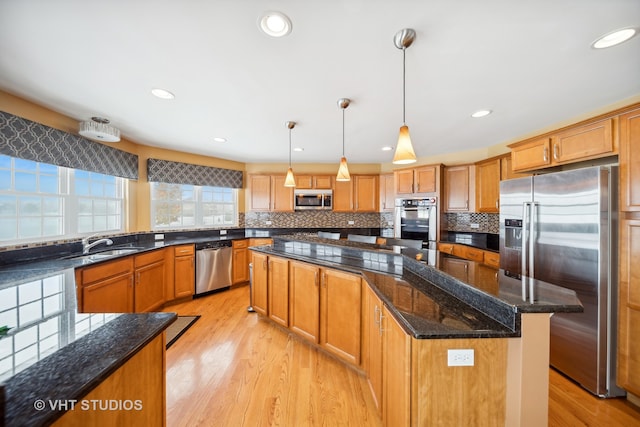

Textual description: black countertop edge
[250,245,517,339]
[2,312,176,427]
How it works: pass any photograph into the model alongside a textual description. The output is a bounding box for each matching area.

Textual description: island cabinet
[232,239,250,284]
[509,118,615,172]
[173,244,195,299]
[250,251,269,316]
[289,260,363,365]
[382,303,412,426]
[394,164,441,196]
[268,256,289,327]
[363,285,383,413]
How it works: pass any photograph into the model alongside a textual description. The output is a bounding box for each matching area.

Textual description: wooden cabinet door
[174,255,194,298]
[333,179,353,212]
[354,175,379,212]
[415,165,437,194]
[620,108,640,211]
[552,118,614,164]
[380,173,395,211]
[249,175,271,211]
[134,260,165,312]
[295,175,314,189]
[232,240,249,284]
[395,169,415,195]
[270,176,294,211]
[251,252,268,316]
[500,153,531,181]
[268,256,289,327]
[440,256,472,283]
[476,157,501,213]
[365,286,383,413]
[320,269,362,365]
[383,307,411,427]
[444,165,472,212]
[618,218,640,396]
[82,274,133,313]
[314,175,333,189]
[483,251,500,269]
[289,261,320,343]
[511,137,552,172]
[438,242,454,255]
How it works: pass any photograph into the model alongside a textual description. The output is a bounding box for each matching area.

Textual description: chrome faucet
[82,235,114,254]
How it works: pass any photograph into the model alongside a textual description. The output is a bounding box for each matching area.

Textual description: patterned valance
[0,111,138,180]
[147,158,243,188]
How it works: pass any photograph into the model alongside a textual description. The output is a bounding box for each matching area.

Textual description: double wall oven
[394,197,437,249]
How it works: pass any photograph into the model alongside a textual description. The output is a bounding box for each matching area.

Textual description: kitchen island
[250,235,583,427]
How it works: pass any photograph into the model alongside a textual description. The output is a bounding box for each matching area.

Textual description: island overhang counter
[249,235,583,427]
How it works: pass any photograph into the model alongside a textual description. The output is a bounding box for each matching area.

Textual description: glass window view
[0,155,125,244]
[151,182,237,229]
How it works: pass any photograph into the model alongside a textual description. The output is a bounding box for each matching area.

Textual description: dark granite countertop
[250,235,583,339]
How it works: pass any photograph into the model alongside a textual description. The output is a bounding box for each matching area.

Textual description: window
[0,155,125,244]
[150,182,237,229]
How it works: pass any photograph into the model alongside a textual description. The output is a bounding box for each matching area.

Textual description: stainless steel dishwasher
[194,240,232,297]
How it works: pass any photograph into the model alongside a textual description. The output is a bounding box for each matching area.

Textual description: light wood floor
[164,285,640,427]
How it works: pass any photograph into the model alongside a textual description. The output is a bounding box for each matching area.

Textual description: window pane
[19,217,41,238]
[15,172,37,192]
[0,170,10,190]
[39,175,59,194]
[19,197,41,215]
[14,158,37,171]
[0,196,17,216]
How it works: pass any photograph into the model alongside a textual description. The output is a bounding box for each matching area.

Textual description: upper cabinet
[394,164,441,196]
[475,154,531,213]
[248,174,294,212]
[620,107,640,211]
[295,175,334,190]
[379,173,395,212]
[443,165,475,212]
[510,118,616,173]
[334,175,379,212]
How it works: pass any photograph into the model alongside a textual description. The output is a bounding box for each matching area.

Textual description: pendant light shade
[284,121,296,187]
[392,28,417,165]
[336,98,351,182]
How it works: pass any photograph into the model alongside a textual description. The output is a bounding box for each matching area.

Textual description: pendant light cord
[342,108,346,156]
[402,47,406,125]
[288,129,292,167]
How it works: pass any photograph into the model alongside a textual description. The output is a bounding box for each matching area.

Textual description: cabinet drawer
[134,248,165,268]
[174,244,194,256]
[483,251,500,268]
[438,242,454,254]
[250,238,273,246]
[232,239,249,249]
[80,257,134,286]
[464,247,485,263]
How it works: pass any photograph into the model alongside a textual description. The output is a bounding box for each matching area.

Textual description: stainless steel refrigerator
[499,165,625,397]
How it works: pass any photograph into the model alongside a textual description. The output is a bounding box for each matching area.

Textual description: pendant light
[284,121,296,187]
[336,98,351,182]
[392,28,417,165]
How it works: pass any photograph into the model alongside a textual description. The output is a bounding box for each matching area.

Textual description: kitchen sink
[67,248,140,261]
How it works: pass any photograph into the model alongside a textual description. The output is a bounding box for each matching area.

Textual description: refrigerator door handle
[529,202,538,303]
[521,202,531,301]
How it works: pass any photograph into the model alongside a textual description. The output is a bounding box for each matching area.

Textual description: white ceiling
[1,1,639,165]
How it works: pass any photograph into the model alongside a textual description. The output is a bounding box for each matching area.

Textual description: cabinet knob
[543,147,549,162]
[553,143,559,160]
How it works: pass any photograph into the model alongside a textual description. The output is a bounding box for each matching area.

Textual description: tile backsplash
[243,211,392,229]
[443,213,499,234]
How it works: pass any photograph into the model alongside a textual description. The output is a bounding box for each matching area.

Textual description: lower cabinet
[364,285,383,413]
[250,252,269,316]
[77,249,166,313]
[268,256,289,327]
[382,306,412,427]
[174,245,195,299]
[232,239,250,284]
[289,260,320,342]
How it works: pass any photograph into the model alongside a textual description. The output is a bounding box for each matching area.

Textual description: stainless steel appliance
[294,189,332,210]
[394,197,437,249]
[195,240,232,297]
[499,165,624,397]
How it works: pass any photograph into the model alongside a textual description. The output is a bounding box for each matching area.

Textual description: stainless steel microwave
[294,189,332,210]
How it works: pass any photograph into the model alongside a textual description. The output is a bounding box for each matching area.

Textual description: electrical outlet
[470,223,480,229]
[220,230,227,235]
[447,349,474,366]
[348,220,355,225]
[154,233,164,240]
[265,220,272,225]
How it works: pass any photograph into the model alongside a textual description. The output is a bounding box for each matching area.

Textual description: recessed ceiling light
[213,137,227,143]
[381,146,394,151]
[293,147,304,152]
[151,88,175,99]
[592,28,637,49]
[471,110,492,118]
[259,11,292,37]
